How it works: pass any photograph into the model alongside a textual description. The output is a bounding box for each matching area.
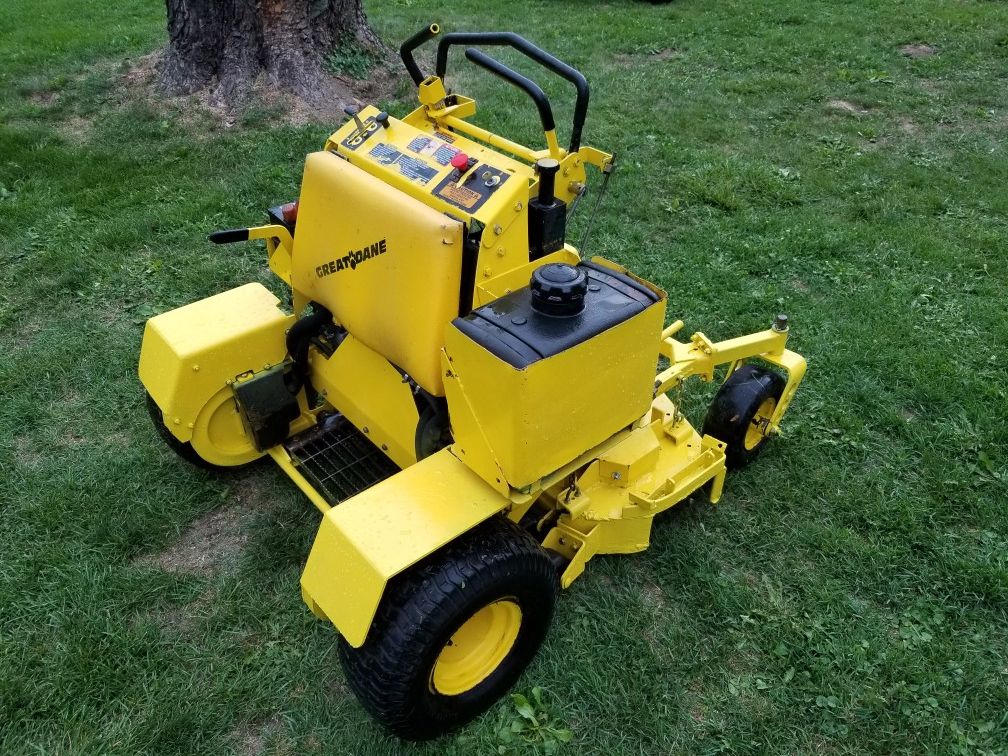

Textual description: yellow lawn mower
[139,24,806,740]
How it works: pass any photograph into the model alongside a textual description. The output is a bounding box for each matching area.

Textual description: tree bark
[161,0,383,106]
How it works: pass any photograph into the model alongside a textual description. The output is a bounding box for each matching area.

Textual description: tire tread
[338,516,556,739]
[702,363,786,468]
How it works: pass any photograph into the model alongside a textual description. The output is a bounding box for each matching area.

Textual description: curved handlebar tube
[400,23,441,85]
[464,48,556,134]
[435,32,590,152]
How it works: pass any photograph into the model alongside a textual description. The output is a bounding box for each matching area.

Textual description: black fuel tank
[452,261,661,369]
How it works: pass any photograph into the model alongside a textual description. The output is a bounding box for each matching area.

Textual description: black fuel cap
[530,263,588,316]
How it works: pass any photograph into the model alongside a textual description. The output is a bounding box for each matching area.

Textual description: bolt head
[773,314,789,332]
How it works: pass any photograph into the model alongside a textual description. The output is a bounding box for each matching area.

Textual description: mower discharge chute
[138,24,806,740]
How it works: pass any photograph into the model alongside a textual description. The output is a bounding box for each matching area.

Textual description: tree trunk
[161,0,384,107]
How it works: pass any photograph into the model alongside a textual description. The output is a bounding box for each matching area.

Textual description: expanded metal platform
[284,413,399,505]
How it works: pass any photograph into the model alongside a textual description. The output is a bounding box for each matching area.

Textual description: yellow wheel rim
[431,599,522,696]
[744,397,777,450]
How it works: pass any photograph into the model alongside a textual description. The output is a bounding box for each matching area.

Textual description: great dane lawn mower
[139,24,806,739]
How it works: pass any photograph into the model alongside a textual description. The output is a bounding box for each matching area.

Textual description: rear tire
[338,516,557,740]
[702,363,785,469]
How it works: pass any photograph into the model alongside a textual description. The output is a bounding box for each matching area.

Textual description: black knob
[530,263,587,316]
[375,111,390,129]
[343,106,364,133]
[535,157,560,205]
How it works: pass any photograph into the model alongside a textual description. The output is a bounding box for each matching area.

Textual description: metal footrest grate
[284,413,399,505]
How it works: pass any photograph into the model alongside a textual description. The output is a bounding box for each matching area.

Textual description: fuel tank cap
[530,263,588,316]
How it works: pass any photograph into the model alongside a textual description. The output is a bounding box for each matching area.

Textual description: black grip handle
[400,23,441,85]
[435,32,589,152]
[464,48,555,135]
[208,228,250,244]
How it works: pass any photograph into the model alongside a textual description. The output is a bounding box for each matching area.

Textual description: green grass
[2,0,1007,753]
[325,44,384,80]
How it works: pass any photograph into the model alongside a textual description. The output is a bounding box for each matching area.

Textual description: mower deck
[283,390,729,614]
[539,395,728,588]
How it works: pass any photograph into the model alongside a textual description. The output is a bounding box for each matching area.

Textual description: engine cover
[444,260,666,489]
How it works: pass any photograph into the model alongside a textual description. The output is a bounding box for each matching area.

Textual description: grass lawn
[2,0,1007,753]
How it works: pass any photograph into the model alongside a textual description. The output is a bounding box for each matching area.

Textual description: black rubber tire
[338,515,558,740]
[702,363,786,469]
[414,403,452,461]
[144,392,248,471]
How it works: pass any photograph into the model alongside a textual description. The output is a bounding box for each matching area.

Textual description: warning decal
[437,183,482,210]
[431,164,510,214]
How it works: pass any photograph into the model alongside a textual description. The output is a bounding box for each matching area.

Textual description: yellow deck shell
[138,283,293,465]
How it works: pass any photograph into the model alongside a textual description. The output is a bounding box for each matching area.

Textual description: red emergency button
[450,152,470,171]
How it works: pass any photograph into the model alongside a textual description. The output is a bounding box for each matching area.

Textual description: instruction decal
[368,142,439,185]
[406,134,462,166]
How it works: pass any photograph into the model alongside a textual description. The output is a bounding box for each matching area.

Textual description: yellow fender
[300,447,510,647]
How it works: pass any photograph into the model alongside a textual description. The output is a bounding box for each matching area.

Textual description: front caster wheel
[338,516,557,740]
[702,363,786,469]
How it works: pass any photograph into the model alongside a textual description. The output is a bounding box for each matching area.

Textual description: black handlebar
[208,228,250,244]
[398,24,590,153]
[400,23,440,85]
[435,31,589,152]
[464,48,556,135]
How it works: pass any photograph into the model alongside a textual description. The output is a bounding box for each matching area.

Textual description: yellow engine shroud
[444,261,666,492]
